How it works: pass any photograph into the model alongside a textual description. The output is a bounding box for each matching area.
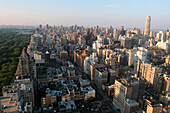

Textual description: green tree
[0,30,31,95]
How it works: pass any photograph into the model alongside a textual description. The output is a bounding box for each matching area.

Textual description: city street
[91,81,119,113]
[75,65,119,113]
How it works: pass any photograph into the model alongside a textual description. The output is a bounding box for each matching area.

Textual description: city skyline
[0,1,170,111]
[0,0,170,29]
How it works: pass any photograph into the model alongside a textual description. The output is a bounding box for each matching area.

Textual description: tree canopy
[0,30,31,95]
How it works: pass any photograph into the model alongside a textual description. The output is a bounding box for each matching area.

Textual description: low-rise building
[83,86,95,100]
[58,101,77,113]
[79,79,90,87]
[0,96,21,113]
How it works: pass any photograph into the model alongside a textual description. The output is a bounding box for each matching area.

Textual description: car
[3,105,7,108]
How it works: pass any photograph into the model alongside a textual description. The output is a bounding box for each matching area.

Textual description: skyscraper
[114,29,119,41]
[144,16,151,36]
[120,25,126,36]
[113,78,139,113]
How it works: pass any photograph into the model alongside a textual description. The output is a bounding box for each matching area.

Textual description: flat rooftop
[84,86,95,92]
[126,99,139,106]
[0,96,19,113]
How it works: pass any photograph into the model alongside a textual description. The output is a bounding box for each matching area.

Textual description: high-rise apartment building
[150,30,154,37]
[113,78,139,113]
[113,79,132,113]
[120,25,126,36]
[146,99,163,113]
[94,67,108,88]
[134,47,147,73]
[120,36,133,49]
[139,62,162,85]
[126,48,137,66]
[114,29,119,41]
[124,99,139,113]
[144,16,151,36]
[79,36,86,45]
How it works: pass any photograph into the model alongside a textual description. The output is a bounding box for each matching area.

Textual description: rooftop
[83,86,95,92]
[117,76,138,87]
[96,67,106,73]
[80,79,90,83]
[126,99,139,106]
[108,69,115,73]
[146,99,162,107]
[0,96,19,113]
[59,101,77,110]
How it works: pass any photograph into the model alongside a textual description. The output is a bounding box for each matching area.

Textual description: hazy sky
[0,0,169,29]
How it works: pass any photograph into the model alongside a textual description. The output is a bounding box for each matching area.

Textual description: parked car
[3,105,8,108]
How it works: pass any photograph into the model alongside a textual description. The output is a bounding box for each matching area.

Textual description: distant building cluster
[0,16,170,113]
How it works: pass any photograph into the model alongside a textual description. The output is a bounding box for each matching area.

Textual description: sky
[0,0,169,29]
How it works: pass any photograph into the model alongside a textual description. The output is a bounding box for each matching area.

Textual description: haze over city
[0,0,170,29]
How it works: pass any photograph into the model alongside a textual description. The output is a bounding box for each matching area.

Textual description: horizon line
[0,24,168,31]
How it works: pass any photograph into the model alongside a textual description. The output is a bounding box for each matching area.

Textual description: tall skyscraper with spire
[144,16,151,36]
